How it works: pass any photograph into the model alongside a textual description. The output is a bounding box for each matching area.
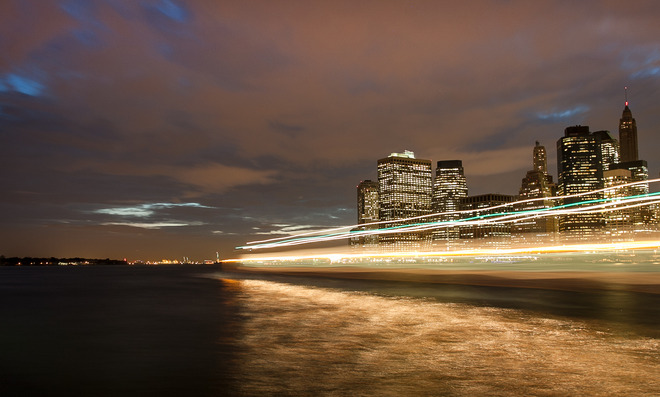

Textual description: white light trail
[236,179,660,252]
[225,239,660,264]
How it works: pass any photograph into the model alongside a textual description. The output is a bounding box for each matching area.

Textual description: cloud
[94,202,213,217]
[151,0,190,23]
[171,163,277,194]
[60,156,277,196]
[0,73,45,96]
[631,66,660,79]
[249,223,345,238]
[536,105,590,122]
[4,0,660,259]
[458,147,533,177]
[101,221,203,229]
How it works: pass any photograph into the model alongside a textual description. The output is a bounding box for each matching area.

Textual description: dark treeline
[0,256,127,266]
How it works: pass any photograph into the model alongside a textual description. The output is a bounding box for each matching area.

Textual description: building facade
[533,141,548,174]
[611,160,653,231]
[377,150,433,248]
[602,168,633,239]
[432,160,468,241]
[556,125,604,238]
[592,130,620,171]
[459,194,515,246]
[513,142,557,241]
[352,179,380,247]
[619,96,638,163]
[357,180,379,225]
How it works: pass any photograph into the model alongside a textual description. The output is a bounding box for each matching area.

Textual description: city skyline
[337,108,653,252]
[3,1,660,260]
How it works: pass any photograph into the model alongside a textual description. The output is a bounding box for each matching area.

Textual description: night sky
[2,0,660,261]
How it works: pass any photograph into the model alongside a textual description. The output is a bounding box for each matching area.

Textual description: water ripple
[229,279,660,396]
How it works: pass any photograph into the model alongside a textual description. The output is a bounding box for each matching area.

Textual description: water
[0,266,240,396]
[1,264,659,396]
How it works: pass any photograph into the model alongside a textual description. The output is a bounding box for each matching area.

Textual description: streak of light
[244,178,660,247]
[236,189,660,250]
[224,239,660,264]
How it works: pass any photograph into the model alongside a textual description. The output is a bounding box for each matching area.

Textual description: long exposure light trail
[225,239,660,264]
[243,178,660,248]
[236,188,660,251]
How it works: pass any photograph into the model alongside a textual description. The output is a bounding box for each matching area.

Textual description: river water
[1,264,659,396]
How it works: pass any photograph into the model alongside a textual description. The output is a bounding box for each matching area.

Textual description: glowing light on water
[228,278,660,395]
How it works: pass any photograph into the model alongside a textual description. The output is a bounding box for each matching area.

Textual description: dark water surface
[1,265,659,396]
[0,265,241,396]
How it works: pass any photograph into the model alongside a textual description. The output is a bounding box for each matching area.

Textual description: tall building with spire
[619,87,638,163]
[513,142,557,240]
[533,141,548,174]
[613,89,653,231]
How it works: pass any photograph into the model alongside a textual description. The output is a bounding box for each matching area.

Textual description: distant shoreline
[0,257,127,266]
[222,263,660,294]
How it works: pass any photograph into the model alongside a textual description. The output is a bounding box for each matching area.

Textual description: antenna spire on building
[619,88,638,162]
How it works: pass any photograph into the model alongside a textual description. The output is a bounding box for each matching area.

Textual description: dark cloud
[2,0,660,260]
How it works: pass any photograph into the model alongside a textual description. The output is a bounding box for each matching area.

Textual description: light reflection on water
[228,278,660,396]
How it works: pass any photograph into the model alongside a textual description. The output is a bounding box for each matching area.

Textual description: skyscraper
[602,168,633,239]
[611,161,649,196]
[357,180,379,224]
[432,160,468,214]
[377,150,432,248]
[533,141,548,174]
[592,130,620,171]
[556,125,604,237]
[432,160,468,242]
[352,179,380,247]
[611,160,652,231]
[619,89,638,163]
[513,142,557,240]
[613,91,652,231]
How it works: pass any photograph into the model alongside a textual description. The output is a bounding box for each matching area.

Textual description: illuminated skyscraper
[611,160,652,230]
[556,125,604,237]
[357,180,379,224]
[557,126,603,197]
[432,160,468,242]
[602,168,633,239]
[377,150,432,248]
[613,92,652,231]
[513,142,557,240]
[614,96,648,196]
[352,179,380,247]
[611,160,649,195]
[533,141,548,174]
[619,89,638,163]
[592,130,620,171]
[432,160,468,214]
